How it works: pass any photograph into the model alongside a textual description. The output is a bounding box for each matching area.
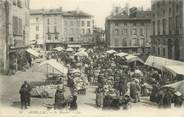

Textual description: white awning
[39,59,68,76]
[53,47,64,51]
[145,56,184,71]
[115,52,128,57]
[75,51,88,57]
[125,55,144,63]
[68,45,81,48]
[106,50,116,54]
[26,48,40,57]
[66,48,74,52]
[164,65,184,76]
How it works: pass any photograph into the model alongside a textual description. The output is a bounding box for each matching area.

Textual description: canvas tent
[26,48,40,57]
[38,59,68,76]
[145,56,184,76]
[164,80,184,96]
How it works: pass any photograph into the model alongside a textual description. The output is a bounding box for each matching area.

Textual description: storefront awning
[26,48,40,57]
[164,65,184,76]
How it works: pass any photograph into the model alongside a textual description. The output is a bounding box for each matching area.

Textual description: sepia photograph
[0,0,184,117]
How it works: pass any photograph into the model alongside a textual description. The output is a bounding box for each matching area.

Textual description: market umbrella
[66,48,74,52]
[106,50,116,54]
[115,52,128,57]
[26,48,40,57]
[53,47,64,51]
[78,48,86,52]
[75,51,88,57]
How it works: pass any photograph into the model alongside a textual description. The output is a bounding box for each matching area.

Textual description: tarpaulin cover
[26,48,40,57]
[66,48,74,52]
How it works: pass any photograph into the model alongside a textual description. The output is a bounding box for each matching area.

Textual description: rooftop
[30,9,93,17]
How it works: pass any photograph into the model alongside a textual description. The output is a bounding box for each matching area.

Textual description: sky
[30,0,151,28]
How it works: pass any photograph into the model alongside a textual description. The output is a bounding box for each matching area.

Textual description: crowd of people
[19,47,183,110]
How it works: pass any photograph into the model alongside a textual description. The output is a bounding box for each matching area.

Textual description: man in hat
[21,81,31,106]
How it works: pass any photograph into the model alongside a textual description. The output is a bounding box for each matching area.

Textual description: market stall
[26,48,40,58]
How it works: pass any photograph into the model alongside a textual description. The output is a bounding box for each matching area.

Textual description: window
[115,23,118,26]
[158,48,160,55]
[169,17,172,34]
[153,21,155,35]
[36,26,39,31]
[132,29,137,35]
[133,23,136,26]
[69,37,74,42]
[36,17,39,22]
[17,0,22,8]
[87,21,91,27]
[81,21,85,26]
[48,35,51,40]
[157,20,160,35]
[124,23,127,26]
[55,35,58,40]
[141,23,144,26]
[122,38,127,46]
[163,48,166,56]
[124,29,128,35]
[162,19,166,35]
[82,29,85,34]
[140,29,144,36]
[140,38,144,46]
[35,34,39,40]
[54,26,57,32]
[47,18,50,24]
[13,16,22,35]
[87,28,91,34]
[114,29,119,35]
[48,27,50,33]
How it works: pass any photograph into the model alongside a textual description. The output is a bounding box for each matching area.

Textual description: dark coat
[19,87,29,102]
[70,95,77,110]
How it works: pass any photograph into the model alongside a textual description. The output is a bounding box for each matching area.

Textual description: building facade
[105,8,151,54]
[0,0,30,74]
[30,8,94,51]
[151,0,184,61]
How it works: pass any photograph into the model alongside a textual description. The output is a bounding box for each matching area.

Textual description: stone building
[30,8,94,51]
[0,0,30,74]
[151,0,184,61]
[105,8,151,54]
